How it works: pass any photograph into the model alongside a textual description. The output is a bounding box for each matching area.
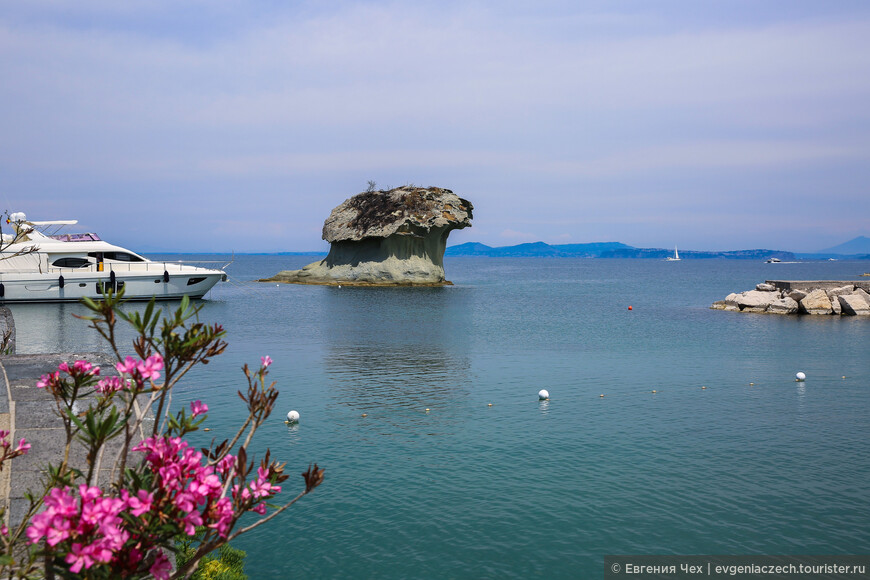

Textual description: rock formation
[261,186,473,286]
[712,280,870,316]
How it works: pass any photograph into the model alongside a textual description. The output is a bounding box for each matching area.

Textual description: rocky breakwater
[711,280,870,316]
[261,186,473,286]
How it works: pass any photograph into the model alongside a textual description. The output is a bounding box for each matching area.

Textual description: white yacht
[0,212,227,303]
[665,246,680,261]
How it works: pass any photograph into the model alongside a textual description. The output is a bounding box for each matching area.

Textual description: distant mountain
[444,242,497,256]
[445,241,632,257]
[446,241,796,260]
[551,242,634,256]
[818,236,870,255]
[601,248,796,260]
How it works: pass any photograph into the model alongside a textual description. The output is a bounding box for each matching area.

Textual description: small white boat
[766,257,781,263]
[665,246,680,261]
[0,212,227,303]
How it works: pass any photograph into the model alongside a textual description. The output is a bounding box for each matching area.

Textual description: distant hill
[818,236,870,255]
[601,248,796,260]
[445,241,632,257]
[446,242,796,260]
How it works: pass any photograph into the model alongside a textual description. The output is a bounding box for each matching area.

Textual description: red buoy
[628,305,633,311]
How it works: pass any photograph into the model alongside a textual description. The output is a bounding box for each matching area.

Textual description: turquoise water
[9,257,870,578]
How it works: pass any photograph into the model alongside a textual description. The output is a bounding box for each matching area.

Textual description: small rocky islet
[711,280,870,316]
[260,185,472,286]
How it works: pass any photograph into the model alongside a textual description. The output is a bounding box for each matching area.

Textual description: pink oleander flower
[133,434,236,537]
[36,371,59,389]
[248,466,281,500]
[252,502,266,515]
[261,355,272,368]
[0,429,8,440]
[232,484,250,502]
[190,400,208,417]
[95,376,124,394]
[115,356,138,375]
[27,487,74,546]
[65,542,95,573]
[15,438,30,455]
[138,354,163,381]
[74,360,98,375]
[79,484,101,503]
[27,484,128,571]
[58,360,99,377]
[208,497,234,538]
[180,510,204,536]
[150,551,172,580]
[121,489,154,517]
[216,454,236,475]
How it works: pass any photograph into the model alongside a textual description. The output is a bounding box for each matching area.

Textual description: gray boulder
[767,297,799,314]
[799,289,833,315]
[723,293,741,311]
[737,290,780,313]
[261,186,473,286]
[839,294,870,316]
[826,285,854,300]
[787,289,808,302]
[756,283,777,292]
[854,288,870,307]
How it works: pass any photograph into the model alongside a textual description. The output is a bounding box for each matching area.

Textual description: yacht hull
[0,270,224,303]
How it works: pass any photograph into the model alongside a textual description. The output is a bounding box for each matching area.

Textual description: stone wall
[0,307,14,353]
[766,280,870,293]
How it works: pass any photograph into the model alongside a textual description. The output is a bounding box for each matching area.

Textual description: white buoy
[538,389,549,400]
[286,410,300,423]
[796,372,806,382]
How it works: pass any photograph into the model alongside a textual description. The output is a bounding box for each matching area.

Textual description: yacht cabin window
[52,257,91,268]
[87,251,144,262]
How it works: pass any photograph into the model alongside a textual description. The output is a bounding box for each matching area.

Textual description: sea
[8,256,870,578]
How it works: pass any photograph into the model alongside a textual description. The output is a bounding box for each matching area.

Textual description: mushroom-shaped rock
[262,186,473,286]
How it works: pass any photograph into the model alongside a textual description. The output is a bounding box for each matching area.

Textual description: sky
[2,1,869,253]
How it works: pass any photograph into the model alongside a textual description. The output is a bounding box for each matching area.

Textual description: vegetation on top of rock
[346,188,434,235]
[322,186,472,244]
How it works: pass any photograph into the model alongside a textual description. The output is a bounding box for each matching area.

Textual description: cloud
[532,140,869,177]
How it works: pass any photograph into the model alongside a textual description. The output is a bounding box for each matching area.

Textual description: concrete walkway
[0,351,116,526]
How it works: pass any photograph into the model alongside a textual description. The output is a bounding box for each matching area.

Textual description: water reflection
[795,381,806,415]
[7,300,200,355]
[8,303,105,353]
[284,423,301,444]
[325,343,471,418]
[321,285,474,432]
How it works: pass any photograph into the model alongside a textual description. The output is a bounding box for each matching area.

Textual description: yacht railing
[44,261,227,275]
[48,233,102,242]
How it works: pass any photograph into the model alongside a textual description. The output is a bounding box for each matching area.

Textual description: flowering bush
[0,292,323,578]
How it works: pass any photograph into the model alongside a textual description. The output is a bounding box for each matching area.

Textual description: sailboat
[665,246,680,261]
